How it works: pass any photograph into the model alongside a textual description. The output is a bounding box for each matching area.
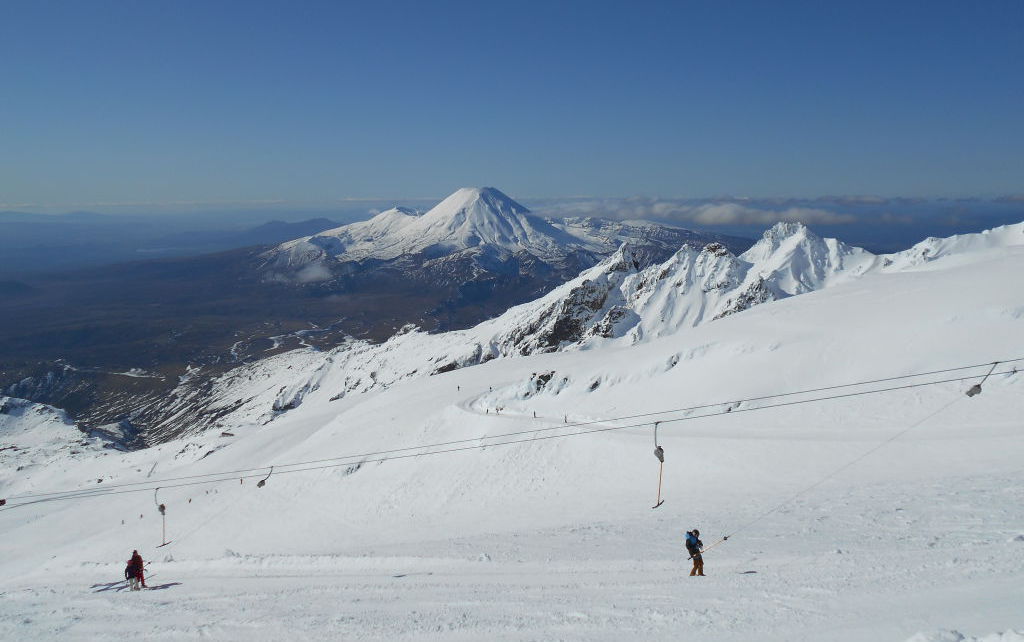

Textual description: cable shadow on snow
[145,582,182,591]
[90,581,129,593]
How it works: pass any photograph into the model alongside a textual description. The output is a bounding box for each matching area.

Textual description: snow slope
[1,222,1022,641]
[0,398,107,490]
[264,206,423,269]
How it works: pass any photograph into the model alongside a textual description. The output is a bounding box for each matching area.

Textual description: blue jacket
[685,532,702,552]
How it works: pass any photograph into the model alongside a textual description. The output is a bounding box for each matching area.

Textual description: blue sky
[2,0,1022,209]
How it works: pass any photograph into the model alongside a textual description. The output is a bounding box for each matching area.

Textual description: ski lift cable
[2,366,1015,512]
[5,358,1014,502]
[232,358,1018,472]
[5,357,1017,504]
[1,365,1017,510]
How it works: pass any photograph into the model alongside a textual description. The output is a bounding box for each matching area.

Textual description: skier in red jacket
[125,550,147,590]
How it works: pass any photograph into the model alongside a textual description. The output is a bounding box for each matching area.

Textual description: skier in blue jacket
[685,529,704,576]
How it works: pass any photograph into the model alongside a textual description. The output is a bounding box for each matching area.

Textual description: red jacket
[127,553,144,579]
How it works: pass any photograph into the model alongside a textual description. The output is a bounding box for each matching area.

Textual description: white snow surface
[0,398,112,491]
[1,222,1023,640]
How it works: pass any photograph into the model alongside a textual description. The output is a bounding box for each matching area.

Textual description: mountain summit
[370,186,578,261]
[266,187,584,268]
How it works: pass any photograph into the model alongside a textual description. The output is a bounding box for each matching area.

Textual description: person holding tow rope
[685,529,705,576]
[125,550,147,590]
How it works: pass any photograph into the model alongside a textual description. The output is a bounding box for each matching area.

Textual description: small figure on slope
[125,550,147,590]
[685,529,705,576]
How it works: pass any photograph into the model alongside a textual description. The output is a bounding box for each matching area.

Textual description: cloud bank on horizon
[519,193,1024,253]
[526,194,1022,228]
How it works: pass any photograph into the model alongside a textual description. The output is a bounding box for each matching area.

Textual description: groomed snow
[1,224,1022,640]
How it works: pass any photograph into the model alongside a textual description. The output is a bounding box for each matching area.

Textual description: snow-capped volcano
[266,187,585,268]
[394,187,578,260]
[261,187,747,278]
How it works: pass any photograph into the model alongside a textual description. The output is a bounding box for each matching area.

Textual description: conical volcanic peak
[263,186,581,267]
[391,186,577,260]
[422,187,530,222]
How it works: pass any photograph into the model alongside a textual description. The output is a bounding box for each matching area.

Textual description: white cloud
[294,264,334,283]
[532,198,856,226]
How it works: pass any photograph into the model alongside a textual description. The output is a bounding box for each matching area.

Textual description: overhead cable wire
[5,357,1016,504]
[3,364,1018,508]
[2,362,1016,512]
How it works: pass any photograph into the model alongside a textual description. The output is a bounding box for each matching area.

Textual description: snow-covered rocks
[0,397,112,490]
[738,220,877,294]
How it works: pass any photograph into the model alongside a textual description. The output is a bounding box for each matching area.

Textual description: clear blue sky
[2,0,1022,209]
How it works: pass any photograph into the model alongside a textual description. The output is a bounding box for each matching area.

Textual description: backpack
[685,532,699,552]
